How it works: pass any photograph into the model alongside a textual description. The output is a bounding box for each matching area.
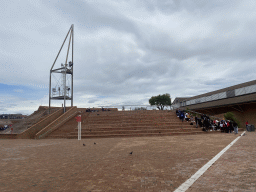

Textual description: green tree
[224,112,240,127]
[149,93,171,110]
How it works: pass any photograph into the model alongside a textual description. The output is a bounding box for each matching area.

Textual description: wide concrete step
[87,113,176,117]
[79,124,194,130]
[70,128,201,135]
[45,135,69,139]
[66,131,217,139]
[87,117,178,121]
[48,123,195,137]
[85,121,187,126]
[89,110,173,113]
[49,126,197,136]
[86,117,178,121]
[86,116,176,120]
[43,130,233,139]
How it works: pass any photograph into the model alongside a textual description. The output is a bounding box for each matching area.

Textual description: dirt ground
[187,132,256,192]
[0,133,240,192]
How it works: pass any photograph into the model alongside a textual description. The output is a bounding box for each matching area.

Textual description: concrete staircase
[35,107,78,139]
[46,110,211,139]
[45,111,90,139]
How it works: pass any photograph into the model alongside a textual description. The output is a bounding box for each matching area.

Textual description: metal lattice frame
[49,24,74,114]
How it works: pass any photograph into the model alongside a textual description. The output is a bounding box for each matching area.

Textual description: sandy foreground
[0,133,242,191]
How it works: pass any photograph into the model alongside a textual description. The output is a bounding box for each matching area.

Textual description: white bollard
[78,121,81,140]
[76,115,82,140]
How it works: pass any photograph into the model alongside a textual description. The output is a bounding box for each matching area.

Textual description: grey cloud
[1,0,256,114]
[88,99,98,103]
[204,78,226,86]
[49,0,142,39]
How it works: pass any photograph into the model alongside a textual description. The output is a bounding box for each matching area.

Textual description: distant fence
[100,105,172,111]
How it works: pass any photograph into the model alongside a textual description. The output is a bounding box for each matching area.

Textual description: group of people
[175,109,239,134]
[85,108,97,112]
[176,110,192,122]
[85,108,111,112]
[0,124,9,130]
[213,119,239,134]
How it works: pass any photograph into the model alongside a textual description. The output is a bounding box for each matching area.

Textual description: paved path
[186,132,256,192]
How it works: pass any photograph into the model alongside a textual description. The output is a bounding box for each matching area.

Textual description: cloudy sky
[1,0,256,115]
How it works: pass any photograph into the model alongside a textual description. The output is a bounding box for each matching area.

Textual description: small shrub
[224,112,241,127]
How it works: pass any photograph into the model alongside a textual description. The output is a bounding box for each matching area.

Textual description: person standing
[222,121,227,132]
[226,121,229,133]
[246,121,249,131]
[220,121,223,132]
[178,109,181,117]
[180,111,184,122]
[195,116,198,128]
[233,122,238,134]
[203,118,208,131]
[229,121,233,133]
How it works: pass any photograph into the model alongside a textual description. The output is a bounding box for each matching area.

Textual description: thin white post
[79,121,81,140]
[78,122,80,140]
[76,115,81,140]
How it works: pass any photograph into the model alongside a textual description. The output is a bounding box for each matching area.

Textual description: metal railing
[99,105,172,111]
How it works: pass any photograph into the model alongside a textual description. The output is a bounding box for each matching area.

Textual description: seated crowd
[175,109,239,134]
[85,107,111,112]
[0,125,9,130]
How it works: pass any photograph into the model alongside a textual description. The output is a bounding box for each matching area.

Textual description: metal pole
[65,30,72,65]
[71,24,74,107]
[51,26,72,71]
[64,64,67,113]
[64,25,72,110]
[49,72,51,114]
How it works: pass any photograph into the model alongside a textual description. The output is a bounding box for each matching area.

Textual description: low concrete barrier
[0,134,18,139]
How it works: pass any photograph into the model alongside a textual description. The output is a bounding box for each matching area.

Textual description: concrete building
[0,114,24,119]
[173,79,256,128]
